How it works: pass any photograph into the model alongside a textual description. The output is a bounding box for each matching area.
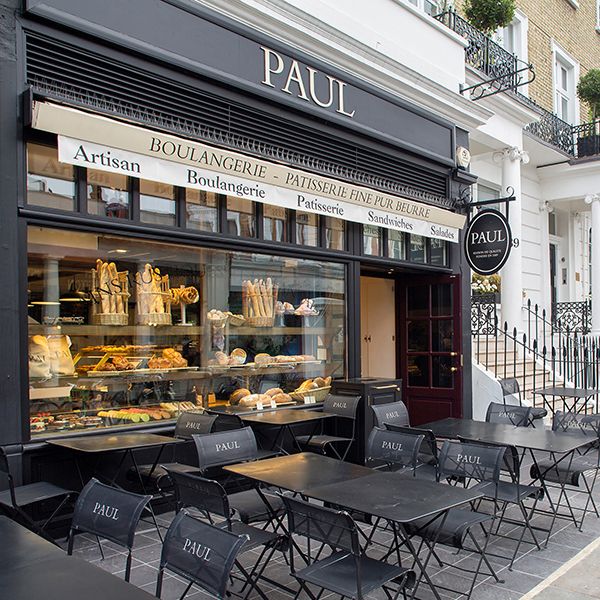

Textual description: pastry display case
[27,226,346,436]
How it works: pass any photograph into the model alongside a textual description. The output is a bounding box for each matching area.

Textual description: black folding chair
[282,494,415,600]
[385,424,439,481]
[371,401,410,429]
[157,510,248,600]
[0,446,75,544]
[486,401,533,427]
[459,437,544,569]
[67,478,151,581]
[407,440,505,600]
[128,411,217,491]
[366,427,423,474]
[193,427,284,526]
[530,410,600,530]
[296,394,361,461]
[499,377,547,423]
[166,469,286,600]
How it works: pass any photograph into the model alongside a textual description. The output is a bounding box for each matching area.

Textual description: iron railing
[471,293,499,335]
[435,9,600,158]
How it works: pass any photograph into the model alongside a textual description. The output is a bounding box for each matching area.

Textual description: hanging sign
[464,209,512,275]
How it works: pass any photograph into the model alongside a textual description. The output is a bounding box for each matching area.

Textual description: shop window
[227,197,256,237]
[409,234,426,263]
[430,239,448,266]
[140,180,176,226]
[324,217,345,251]
[87,169,130,218]
[388,230,406,260]
[27,143,76,211]
[363,225,383,256]
[185,189,218,232]
[26,225,347,437]
[263,205,288,242]
[296,211,319,246]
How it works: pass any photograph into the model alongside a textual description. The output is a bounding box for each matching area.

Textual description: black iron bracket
[456,186,516,222]
[460,60,536,101]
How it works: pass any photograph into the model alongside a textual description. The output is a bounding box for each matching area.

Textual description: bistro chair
[193,427,284,526]
[166,469,286,599]
[371,400,410,429]
[530,410,600,530]
[67,478,151,582]
[499,377,547,423]
[0,445,76,544]
[385,423,439,480]
[366,427,423,474]
[486,401,533,427]
[407,440,505,600]
[282,494,415,600]
[128,411,217,491]
[296,394,361,461]
[459,437,544,568]
[157,510,248,600]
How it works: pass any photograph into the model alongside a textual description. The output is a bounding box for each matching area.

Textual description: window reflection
[140,180,176,226]
[27,144,76,211]
[87,170,130,219]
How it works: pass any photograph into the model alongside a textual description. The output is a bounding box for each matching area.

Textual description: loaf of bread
[265,387,284,398]
[230,388,251,405]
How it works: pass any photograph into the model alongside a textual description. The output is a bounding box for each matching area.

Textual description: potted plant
[471,273,501,303]
[576,69,600,157]
[463,0,516,35]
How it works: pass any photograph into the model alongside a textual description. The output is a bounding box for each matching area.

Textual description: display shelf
[28,324,337,337]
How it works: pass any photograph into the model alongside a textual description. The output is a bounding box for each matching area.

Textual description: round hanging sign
[464,209,512,275]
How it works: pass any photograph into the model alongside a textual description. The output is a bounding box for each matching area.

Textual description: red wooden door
[399,274,463,425]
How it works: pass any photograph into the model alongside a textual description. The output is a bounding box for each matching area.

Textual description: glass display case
[27,226,347,436]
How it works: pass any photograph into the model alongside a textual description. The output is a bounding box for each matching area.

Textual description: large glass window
[363,225,383,256]
[296,211,319,246]
[227,197,256,237]
[27,144,76,211]
[87,170,130,218]
[140,180,176,226]
[26,226,346,436]
[263,205,288,242]
[186,189,218,232]
[324,217,345,251]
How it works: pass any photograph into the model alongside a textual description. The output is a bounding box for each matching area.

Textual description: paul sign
[464,209,512,275]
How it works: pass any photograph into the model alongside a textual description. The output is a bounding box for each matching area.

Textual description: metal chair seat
[397,462,438,481]
[130,462,200,487]
[0,481,74,509]
[474,480,543,503]
[228,489,284,524]
[531,456,599,487]
[530,407,548,420]
[296,550,414,598]
[296,434,353,448]
[408,508,492,548]
[223,520,282,552]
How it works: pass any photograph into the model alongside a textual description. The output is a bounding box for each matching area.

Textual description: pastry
[214,351,229,366]
[162,348,188,368]
[254,353,271,365]
[265,387,284,398]
[295,298,318,316]
[230,388,251,405]
[229,348,247,365]
[272,393,293,404]
[325,376,332,386]
[313,377,327,388]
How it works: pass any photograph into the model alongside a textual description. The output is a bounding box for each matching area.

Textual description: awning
[32,102,465,242]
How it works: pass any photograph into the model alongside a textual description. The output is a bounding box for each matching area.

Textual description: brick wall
[454,0,600,122]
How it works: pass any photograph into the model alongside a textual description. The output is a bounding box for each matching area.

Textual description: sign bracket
[457,186,516,224]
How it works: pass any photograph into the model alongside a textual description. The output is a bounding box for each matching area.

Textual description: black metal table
[239,409,332,454]
[304,471,483,600]
[0,516,155,600]
[422,417,592,536]
[222,451,373,493]
[533,386,600,415]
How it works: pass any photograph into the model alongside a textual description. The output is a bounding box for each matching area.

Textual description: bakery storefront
[3,0,473,475]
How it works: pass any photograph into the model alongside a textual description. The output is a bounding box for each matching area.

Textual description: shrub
[577,69,600,121]
[464,0,516,35]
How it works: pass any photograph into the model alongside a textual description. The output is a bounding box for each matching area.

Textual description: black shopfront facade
[0,0,475,481]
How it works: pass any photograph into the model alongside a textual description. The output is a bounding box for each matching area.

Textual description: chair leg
[40,493,73,531]
[96,536,105,560]
[156,567,164,598]
[178,581,194,600]
[125,550,133,582]
[67,529,75,556]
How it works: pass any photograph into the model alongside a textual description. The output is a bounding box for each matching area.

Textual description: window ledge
[565,0,579,8]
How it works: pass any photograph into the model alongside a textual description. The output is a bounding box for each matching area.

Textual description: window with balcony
[553,44,579,124]
[406,0,440,17]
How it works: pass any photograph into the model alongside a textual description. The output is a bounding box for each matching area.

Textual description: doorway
[550,243,558,308]
[360,276,396,378]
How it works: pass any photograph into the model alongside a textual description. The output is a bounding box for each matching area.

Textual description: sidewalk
[521,536,600,599]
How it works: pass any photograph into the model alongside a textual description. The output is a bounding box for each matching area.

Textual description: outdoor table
[422,417,592,538]
[222,451,373,493]
[303,471,483,600]
[0,516,155,600]
[532,386,600,415]
[239,409,332,454]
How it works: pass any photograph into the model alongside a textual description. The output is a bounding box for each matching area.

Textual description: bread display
[242,278,278,327]
[91,260,130,325]
[170,286,199,305]
[135,263,172,325]
[229,388,251,405]
[265,387,284,397]
[238,393,271,408]
[229,348,247,365]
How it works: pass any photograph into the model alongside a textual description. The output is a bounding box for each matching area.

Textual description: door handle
[450,366,459,373]
[449,352,458,357]
[367,335,372,342]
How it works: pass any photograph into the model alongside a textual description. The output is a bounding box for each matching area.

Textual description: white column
[585,194,600,335]
[539,201,553,318]
[495,146,528,333]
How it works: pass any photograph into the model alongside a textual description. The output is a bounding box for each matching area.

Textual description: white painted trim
[551,40,581,125]
[565,0,579,8]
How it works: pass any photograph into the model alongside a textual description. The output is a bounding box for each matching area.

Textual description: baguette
[242,280,249,319]
[100,262,111,314]
[109,262,123,314]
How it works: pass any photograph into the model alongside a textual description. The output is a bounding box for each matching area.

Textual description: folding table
[303,471,483,600]
[238,409,332,454]
[0,516,155,600]
[422,417,592,540]
[532,386,600,415]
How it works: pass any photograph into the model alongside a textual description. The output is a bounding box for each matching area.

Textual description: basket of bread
[242,278,278,327]
[290,377,332,402]
[91,260,130,325]
[229,386,294,409]
[135,263,172,326]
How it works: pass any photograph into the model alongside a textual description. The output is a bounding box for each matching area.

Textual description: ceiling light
[30,301,61,306]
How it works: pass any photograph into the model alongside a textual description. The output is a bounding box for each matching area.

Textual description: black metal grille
[25,31,452,208]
